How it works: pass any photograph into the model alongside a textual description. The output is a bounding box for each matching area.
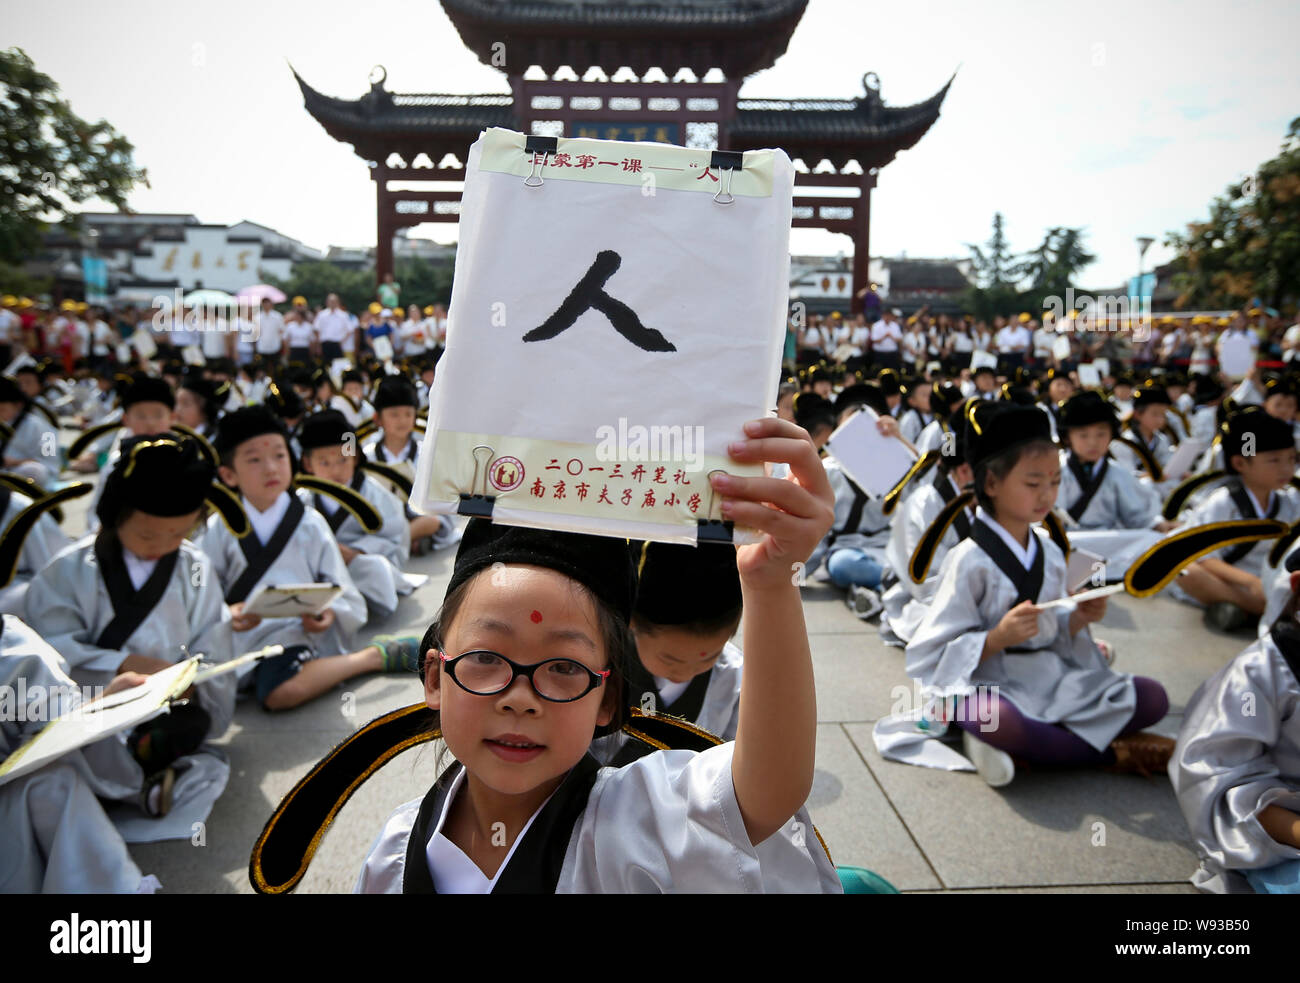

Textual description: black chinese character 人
[523,250,676,352]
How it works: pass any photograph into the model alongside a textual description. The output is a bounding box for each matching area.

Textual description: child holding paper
[878,401,1171,786]
[200,406,392,711]
[805,384,910,620]
[0,614,159,892]
[345,417,842,893]
[25,435,239,817]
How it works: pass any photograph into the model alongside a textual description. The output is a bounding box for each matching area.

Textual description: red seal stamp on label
[488,456,525,492]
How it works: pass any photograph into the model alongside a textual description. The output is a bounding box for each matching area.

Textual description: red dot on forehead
[530,610,543,623]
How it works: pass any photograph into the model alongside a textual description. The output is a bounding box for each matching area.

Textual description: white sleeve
[563,745,841,893]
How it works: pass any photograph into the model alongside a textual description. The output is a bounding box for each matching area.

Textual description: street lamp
[1136,235,1155,331]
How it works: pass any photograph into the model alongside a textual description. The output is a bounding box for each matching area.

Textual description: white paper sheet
[971,350,998,370]
[1163,438,1208,481]
[1077,363,1102,387]
[1052,335,1072,360]
[825,407,918,498]
[1092,357,1110,379]
[0,659,197,787]
[412,127,792,545]
[242,583,343,618]
[1066,547,1107,592]
[372,335,394,362]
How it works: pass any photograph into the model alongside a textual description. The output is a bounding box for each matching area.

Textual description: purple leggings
[953,676,1168,767]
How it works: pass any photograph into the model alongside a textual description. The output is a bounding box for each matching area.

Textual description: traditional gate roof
[439,0,809,78]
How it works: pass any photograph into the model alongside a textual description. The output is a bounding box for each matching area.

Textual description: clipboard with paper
[824,406,918,499]
[411,127,794,546]
[0,646,284,788]
[242,583,343,618]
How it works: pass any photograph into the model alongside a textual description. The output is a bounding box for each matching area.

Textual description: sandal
[1107,732,1174,777]
[142,766,176,818]
[371,634,424,673]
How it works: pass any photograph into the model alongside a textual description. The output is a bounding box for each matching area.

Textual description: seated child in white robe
[878,400,1172,787]
[297,409,411,621]
[1170,551,1300,893]
[1168,407,1300,632]
[0,375,59,487]
[362,375,458,552]
[598,539,745,765]
[880,403,975,647]
[25,434,238,819]
[201,406,396,712]
[0,614,160,893]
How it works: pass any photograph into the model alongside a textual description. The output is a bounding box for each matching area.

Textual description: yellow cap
[1018,312,1031,323]
[830,310,841,318]
[368,302,382,315]
[75,301,88,312]
[1,295,15,307]
[423,305,434,316]
[1217,316,1230,326]
[59,299,77,311]
[292,295,307,306]
[17,297,32,309]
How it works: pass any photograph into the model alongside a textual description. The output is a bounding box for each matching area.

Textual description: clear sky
[9,0,1298,290]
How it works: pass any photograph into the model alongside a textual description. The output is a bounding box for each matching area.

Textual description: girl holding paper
[878,400,1172,786]
[256,417,843,894]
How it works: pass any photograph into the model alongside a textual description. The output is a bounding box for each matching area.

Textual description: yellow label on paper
[477,126,776,199]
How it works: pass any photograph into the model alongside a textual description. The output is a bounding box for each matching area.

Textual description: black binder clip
[457,444,497,517]
[524,135,559,188]
[709,150,743,206]
[695,468,735,544]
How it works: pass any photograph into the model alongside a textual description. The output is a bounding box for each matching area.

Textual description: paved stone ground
[55,455,1246,894]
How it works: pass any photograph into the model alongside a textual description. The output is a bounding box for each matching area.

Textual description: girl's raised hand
[711,417,834,591]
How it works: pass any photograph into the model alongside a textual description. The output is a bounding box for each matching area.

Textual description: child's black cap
[1222,406,1296,473]
[1132,384,1171,410]
[964,400,1054,468]
[445,518,636,623]
[214,405,289,459]
[833,383,886,419]
[97,433,215,525]
[972,364,996,379]
[120,372,175,411]
[1059,390,1118,432]
[877,369,901,396]
[264,382,305,420]
[0,376,24,403]
[793,392,835,432]
[340,368,364,386]
[298,410,354,452]
[632,540,741,627]
[373,375,419,411]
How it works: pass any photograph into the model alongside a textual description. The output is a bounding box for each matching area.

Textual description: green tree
[963,213,1021,319]
[1166,117,1300,312]
[0,47,149,265]
[1013,226,1096,305]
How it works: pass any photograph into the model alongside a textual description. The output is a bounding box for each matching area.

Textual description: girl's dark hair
[416,567,638,740]
[972,437,1058,517]
[631,606,743,641]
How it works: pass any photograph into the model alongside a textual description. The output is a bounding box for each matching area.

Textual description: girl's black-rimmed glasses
[438,649,610,703]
